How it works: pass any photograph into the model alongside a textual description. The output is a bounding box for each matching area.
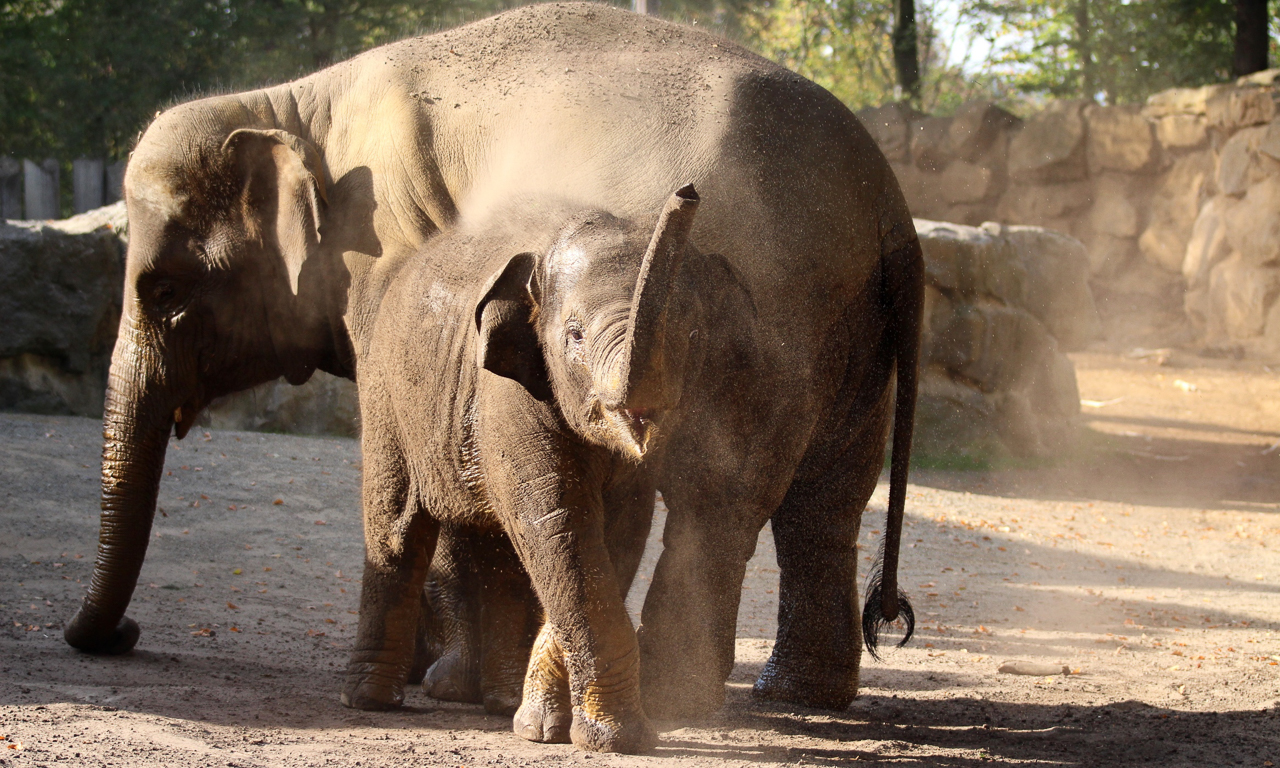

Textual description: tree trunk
[893,0,920,103]
[1075,0,1095,100]
[1233,0,1270,77]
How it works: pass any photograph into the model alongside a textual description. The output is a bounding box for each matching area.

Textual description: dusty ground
[2,351,1279,766]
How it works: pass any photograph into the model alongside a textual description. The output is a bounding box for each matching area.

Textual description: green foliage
[1,0,238,159]
[0,0,471,160]
[738,0,999,111]
[740,0,898,108]
[0,0,1272,161]
[960,0,1240,105]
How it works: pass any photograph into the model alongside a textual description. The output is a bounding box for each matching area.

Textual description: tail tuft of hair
[862,561,915,661]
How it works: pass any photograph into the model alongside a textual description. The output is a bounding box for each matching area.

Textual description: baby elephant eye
[567,328,585,343]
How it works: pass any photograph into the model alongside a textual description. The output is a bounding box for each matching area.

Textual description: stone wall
[0,204,126,415]
[860,68,1280,354]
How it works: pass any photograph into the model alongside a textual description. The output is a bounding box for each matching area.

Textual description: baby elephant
[343,186,741,753]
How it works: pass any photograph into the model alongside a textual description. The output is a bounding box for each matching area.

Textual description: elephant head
[64,104,341,654]
[475,185,701,460]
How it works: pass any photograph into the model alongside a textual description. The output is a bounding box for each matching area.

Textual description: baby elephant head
[475,185,701,460]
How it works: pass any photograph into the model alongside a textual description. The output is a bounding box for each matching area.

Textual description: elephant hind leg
[753,333,894,710]
[477,530,541,716]
[420,525,483,704]
[414,526,541,715]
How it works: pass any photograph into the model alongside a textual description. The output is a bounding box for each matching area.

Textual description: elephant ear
[474,252,551,401]
[223,128,328,295]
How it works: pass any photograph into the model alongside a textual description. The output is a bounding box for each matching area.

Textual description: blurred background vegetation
[0,0,1276,161]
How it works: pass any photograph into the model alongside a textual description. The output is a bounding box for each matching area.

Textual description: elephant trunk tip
[673,184,699,204]
[64,607,141,655]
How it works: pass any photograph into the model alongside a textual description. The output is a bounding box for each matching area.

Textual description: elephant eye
[153,280,177,306]
[566,318,585,345]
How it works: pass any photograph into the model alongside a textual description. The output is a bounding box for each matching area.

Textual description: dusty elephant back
[310,2,908,354]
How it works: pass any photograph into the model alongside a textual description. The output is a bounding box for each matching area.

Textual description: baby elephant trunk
[610,184,700,415]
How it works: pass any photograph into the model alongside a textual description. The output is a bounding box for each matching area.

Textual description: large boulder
[1008,100,1089,183]
[947,100,1021,162]
[1088,172,1144,239]
[909,115,955,171]
[1139,151,1214,272]
[939,160,996,205]
[1183,196,1234,289]
[1001,225,1101,350]
[914,219,1095,458]
[1142,84,1230,118]
[0,204,126,415]
[1086,105,1157,173]
[1207,86,1277,131]
[995,179,1092,231]
[1216,124,1273,196]
[206,372,359,437]
[1222,175,1280,267]
[856,103,917,162]
[1155,114,1208,149]
[1204,252,1280,341]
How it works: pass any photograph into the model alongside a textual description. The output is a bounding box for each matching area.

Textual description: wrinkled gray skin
[350,188,748,751]
[63,2,923,752]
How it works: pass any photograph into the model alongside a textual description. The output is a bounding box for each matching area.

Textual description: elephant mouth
[606,407,660,461]
[172,395,204,439]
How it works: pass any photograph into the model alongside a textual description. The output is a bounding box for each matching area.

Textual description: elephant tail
[862,223,923,660]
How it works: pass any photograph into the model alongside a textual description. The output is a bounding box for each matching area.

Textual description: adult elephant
[65,0,920,733]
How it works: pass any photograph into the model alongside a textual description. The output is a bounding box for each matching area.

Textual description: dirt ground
[2,350,1278,767]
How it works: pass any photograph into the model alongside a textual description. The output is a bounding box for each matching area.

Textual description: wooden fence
[0,157,126,220]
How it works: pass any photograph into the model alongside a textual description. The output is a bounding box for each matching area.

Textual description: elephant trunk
[64,327,173,654]
[613,184,700,413]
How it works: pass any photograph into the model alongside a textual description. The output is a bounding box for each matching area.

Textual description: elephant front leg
[341,432,439,711]
[513,474,654,737]
[637,518,756,720]
[503,501,655,753]
[513,622,572,742]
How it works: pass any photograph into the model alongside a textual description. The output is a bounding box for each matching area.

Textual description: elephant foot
[641,674,724,721]
[64,611,141,655]
[570,707,658,754]
[638,624,729,721]
[513,697,572,744]
[483,686,522,716]
[422,651,481,704]
[340,666,405,711]
[752,655,857,711]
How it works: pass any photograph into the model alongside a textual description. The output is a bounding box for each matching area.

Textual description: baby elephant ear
[223,128,328,295]
[474,252,551,401]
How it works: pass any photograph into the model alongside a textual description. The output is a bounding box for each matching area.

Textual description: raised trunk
[613,185,700,412]
[64,329,172,654]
